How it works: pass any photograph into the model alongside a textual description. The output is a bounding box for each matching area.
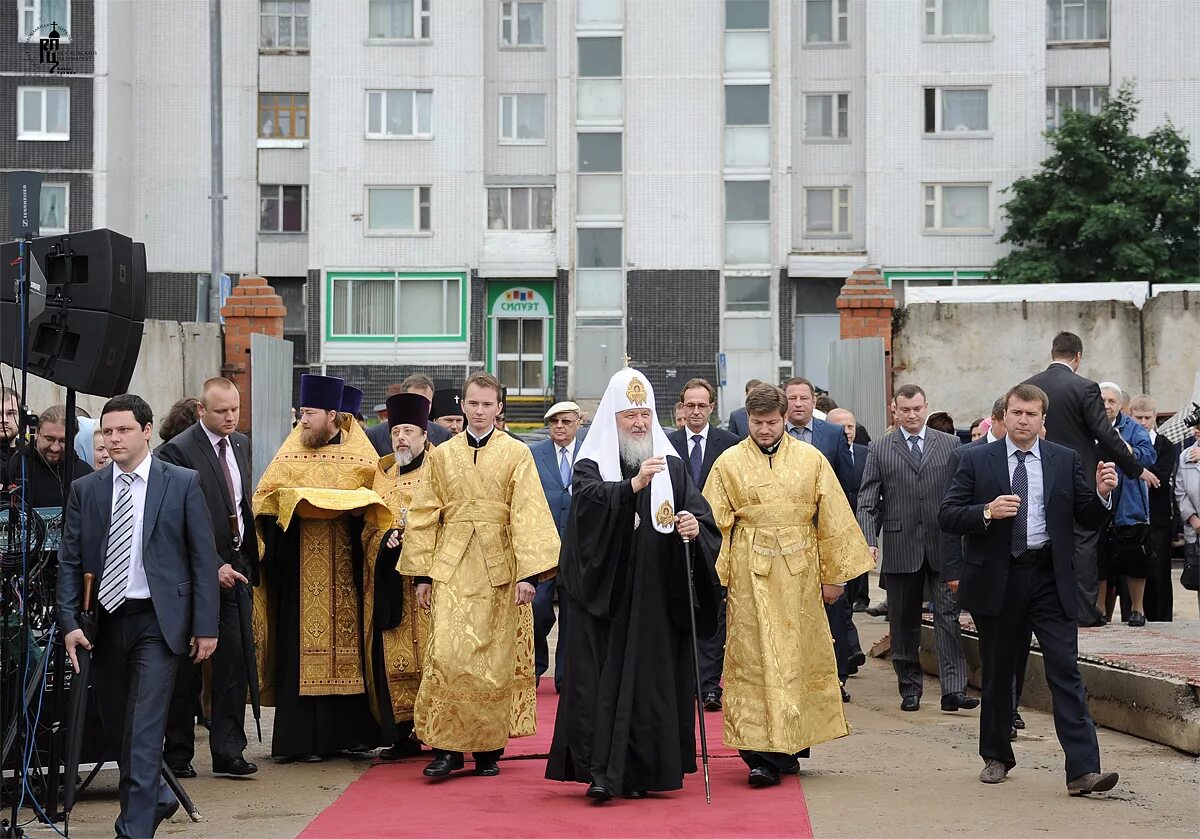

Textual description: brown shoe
[1067,771,1118,796]
[979,760,1009,784]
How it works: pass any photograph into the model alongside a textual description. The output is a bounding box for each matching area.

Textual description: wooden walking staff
[680,532,712,804]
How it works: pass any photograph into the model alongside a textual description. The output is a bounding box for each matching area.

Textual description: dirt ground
[26,608,1200,839]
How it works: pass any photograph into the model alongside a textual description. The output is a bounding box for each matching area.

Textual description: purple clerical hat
[340,385,364,417]
[299,374,345,412]
[387,393,430,431]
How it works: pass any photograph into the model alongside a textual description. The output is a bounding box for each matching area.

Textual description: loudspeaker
[0,228,146,398]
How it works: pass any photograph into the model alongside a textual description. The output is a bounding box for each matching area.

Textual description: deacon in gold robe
[401,373,560,779]
[360,393,434,759]
[252,374,391,761]
[703,384,875,786]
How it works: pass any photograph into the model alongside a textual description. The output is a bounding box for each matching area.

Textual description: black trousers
[534,578,569,689]
[1143,526,1175,622]
[1072,522,1106,626]
[164,585,248,767]
[975,561,1101,781]
[95,599,180,839]
[697,587,728,696]
[845,572,870,607]
[824,594,854,681]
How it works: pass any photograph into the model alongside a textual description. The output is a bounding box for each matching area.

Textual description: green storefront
[485,280,556,396]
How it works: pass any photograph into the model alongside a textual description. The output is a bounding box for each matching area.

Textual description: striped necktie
[98,473,136,612]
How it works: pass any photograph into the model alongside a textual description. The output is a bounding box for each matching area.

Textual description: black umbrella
[235,580,262,742]
[62,572,97,817]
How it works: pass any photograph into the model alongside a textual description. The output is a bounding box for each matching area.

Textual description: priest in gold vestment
[360,393,433,759]
[401,373,560,779]
[252,374,391,761]
[704,384,874,786]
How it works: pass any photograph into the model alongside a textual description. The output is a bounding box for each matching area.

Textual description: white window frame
[487,186,554,231]
[803,187,851,238]
[1045,86,1107,130]
[500,0,545,48]
[329,273,463,339]
[260,0,309,50]
[365,89,433,139]
[723,271,773,316]
[802,92,849,141]
[364,185,432,235]
[1046,0,1108,43]
[17,86,69,141]
[20,0,70,42]
[923,0,990,38]
[499,93,547,144]
[804,0,848,46]
[367,0,431,42]
[922,182,992,234]
[39,181,68,235]
[923,86,990,135]
[259,184,309,234]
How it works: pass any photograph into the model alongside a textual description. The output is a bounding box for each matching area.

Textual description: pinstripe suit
[856,426,967,700]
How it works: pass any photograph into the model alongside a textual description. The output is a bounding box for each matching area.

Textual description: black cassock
[546,456,720,795]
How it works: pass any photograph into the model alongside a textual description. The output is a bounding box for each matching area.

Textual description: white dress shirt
[986,428,1003,444]
[202,424,244,540]
[685,423,710,462]
[114,452,154,599]
[1005,438,1048,550]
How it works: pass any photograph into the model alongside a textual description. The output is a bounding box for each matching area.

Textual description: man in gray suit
[59,394,219,838]
[725,378,762,440]
[856,384,975,713]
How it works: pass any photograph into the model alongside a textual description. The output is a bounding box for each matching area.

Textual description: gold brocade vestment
[361,449,431,724]
[400,431,560,753]
[703,434,874,754]
[252,418,391,703]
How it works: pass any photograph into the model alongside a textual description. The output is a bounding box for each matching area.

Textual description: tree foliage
[992,83,1200,284]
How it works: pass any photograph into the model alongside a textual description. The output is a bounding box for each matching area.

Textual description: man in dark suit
[725,378,763,440]
[529,401,587,690]
[158,377,259,779]
[827,408,870,611]
[856,384,973,712]
[367,376,452,456]
[940,383,1120,796]
[783,378,862,696]
[1130,394,1178,622]
[1023,332,1143,626]
[667,378,739,709]
[59,394,219,838]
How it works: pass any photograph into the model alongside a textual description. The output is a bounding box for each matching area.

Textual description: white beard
[617,432,654,473]
[394,448,415,467]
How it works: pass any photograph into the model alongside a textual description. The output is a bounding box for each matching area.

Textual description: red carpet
[300,683,813,839]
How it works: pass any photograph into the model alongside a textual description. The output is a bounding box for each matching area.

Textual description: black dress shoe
[622,789,647,799]
[841,685,851,703]
[423,753,464,777]
[848,651,867,669]
[852,600,869,613]
[586,783,614,801]
[168,763,197,779]
[475,761,501,777]
[900,696,920,712]
[941,692,981,712]
[865,602,888,617]
[748,767,780,787]
[1009,726,1018,741]
[702,691,723,712]
[213,757,258,776]
[1080,616,1107,628]
[1012,711,1025,730]
[379,739,423,761]
[1127,611,1146,627]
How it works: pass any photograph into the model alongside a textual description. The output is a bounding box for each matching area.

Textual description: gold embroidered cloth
[703,434,874,754]
[400,431,560,752]
[361,450,431,723]
[252,419,390,702]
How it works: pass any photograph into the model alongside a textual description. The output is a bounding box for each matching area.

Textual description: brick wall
[221,276,285,431]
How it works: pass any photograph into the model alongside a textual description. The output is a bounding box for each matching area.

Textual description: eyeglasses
[682,403,711,411]
[548,417,578,426]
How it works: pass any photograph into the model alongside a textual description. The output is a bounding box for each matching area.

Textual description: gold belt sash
[433,499,514,586]
[442,499,512,525]
[733,503,815,576]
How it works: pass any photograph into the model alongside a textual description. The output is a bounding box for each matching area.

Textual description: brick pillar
[835,266,897,402]
[220,275,285,433]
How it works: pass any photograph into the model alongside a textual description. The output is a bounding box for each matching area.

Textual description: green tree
[992,83,1200,284]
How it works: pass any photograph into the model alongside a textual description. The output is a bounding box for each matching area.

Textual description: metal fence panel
[250,333,294,490]
[828,337,888,441]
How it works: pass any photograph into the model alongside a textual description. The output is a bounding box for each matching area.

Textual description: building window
[726,84,770,127]
[365,186,431,234]
[366,89,432,138]
[260,1,309,49]
[501,1,544,47]
[488,187,553,230]
[578,132,622,172]
[726,0,769,29]
[803,93,848,140]
[20,0,68,40]
[17,87,69,141]
[923,183,991,233]
[499,93,546,142]
[923,87,989,133]
[725,274,771,312]
[725,180,770,265]
[260,185,308,233]
[804,187,850,236]
[330,273,462,338]
[1047,0,1107,42]
[1046,86,1107,130]
[577,0,622,26]
[577,227,622,269]
[39,183,67,234]
[369,0,431,40]
[805,0,847,44]
[258,94,308,139]
[578,36,622,123]
[924,0,988,36]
